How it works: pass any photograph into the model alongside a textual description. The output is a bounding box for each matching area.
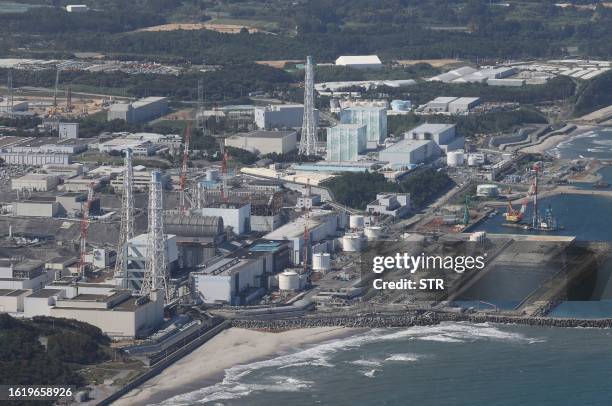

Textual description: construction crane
[78,183,95,277]
[66,86,72,112]
[179,124,192,214]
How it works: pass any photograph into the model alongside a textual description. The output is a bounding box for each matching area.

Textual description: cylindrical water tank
[312,252,331,271]
[206,169,220,181]
[364,226,383,240]
[447,151,464,167]
[279,271,300,291]
[343,233,365,252]
[349,215,365,229]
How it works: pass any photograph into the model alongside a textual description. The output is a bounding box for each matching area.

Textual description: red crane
[179,124,192,214]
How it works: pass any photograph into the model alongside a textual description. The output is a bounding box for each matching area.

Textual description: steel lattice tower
[7,70,13,117]
[140,170,170,302]
[114,148,135,288]
[299,56,318,156]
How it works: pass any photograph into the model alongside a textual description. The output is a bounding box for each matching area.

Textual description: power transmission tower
[298,56,318,156]
[114,149,135,289]
[140,170,171,302]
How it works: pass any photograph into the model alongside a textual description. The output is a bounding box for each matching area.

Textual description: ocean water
[551,128,612,159]
[156,323,612,406]
[472,193,612,241]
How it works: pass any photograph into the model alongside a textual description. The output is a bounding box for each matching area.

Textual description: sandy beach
[114,326,359,406]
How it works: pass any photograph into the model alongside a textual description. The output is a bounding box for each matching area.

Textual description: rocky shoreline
[231,312,612,330]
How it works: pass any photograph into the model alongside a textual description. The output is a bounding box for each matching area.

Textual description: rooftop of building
[231,130,296,139]
[430,96,459,104]
[382,139,432,153]
[14,173,58,180]
[449,97,481,105]
[0,288,28,297]
[410,123,456,133]
[335,55,382,64]
[27,288,63,298]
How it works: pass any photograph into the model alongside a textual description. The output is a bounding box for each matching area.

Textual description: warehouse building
[405,123,464,152]
[0,152,71,166]
[224,130,297,155]
[448,97,481,114]
[107,97,168,123]
[254,104,319,130]
[11,173,60,191]
[378,139,439,165]
[8,137,89,154]
[335,55,383,69]
[326,124,367,162]
[340,106,387,147]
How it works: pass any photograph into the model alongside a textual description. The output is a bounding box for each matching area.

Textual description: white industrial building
[107,97,168,123]
[0,260,48,291]
[0,289,28,313]
[224,130,297,155]
[378,139,439,165]
[340,106,387,147]
[421,97,480,114]
[0,152,71,166]
[58,122,79,139]
[50,290,164,338]
[200,203,251,235]
[254,104,319,130]
[263,210,341,265]
[326,124,367,162]
[405,123,464,153]
[11,173,60,191]
[335,55,383,69]
[111,167,169,192]
[366,193,410,218]
[13,198,60,217]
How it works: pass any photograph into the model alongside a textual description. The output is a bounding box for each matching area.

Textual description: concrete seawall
[231,312,612,330]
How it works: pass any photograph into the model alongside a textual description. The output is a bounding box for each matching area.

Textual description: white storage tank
[349,215,365,229]
[279,271,300,291]
[312,252,331,272]
[364,226,383,240]
[447,151,464,167]
[343,233,365,252]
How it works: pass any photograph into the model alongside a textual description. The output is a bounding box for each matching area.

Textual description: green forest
[322,169,453,210]
[0,315,112,390]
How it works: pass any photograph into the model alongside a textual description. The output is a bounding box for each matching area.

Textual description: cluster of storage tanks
[341,215,383,252]
[446,151,486,167]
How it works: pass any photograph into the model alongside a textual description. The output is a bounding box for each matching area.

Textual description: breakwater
[231,311,612,330]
